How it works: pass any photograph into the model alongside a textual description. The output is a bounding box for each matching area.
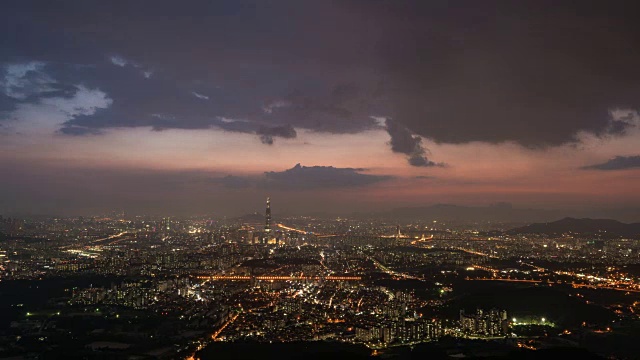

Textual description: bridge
[198,275,361,281]
[467,278,542,283]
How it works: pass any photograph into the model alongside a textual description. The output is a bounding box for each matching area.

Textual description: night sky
[1,1,640,216]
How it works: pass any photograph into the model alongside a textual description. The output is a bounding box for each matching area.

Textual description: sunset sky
[2,1,640,217]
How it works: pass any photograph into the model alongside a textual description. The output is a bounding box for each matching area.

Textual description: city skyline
[2,1,640,217]
[3,3,640,359]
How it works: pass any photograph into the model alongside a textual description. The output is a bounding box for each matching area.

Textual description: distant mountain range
[507,217,640,238]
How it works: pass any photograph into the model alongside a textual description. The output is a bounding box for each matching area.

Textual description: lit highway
[200,275,362,281]
[59,231,133,249]
[366,255,421,280]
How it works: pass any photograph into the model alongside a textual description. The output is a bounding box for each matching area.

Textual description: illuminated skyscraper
[161,217,171,232]
[265,197,272,234]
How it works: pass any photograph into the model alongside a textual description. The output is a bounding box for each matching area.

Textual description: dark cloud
[1,2,381,144]
[57,125,102,136]
[260,163,391,190]
[2,0,640,150]
[582,156,640,171]
[408,154,441,168]
[0,59,302,142]
[0,61,77,113]
[258,84,377,134]
[366,1,640,147]
[386,118,421,154]
[0,93,15,113]
[256,124,297,145]
[215,164,392,190]
[385,119,443,167]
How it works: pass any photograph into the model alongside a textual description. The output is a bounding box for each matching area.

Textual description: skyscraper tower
[265,197,272,233]
[161,217,171,232]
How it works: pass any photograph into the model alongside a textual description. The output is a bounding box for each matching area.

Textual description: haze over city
[2,1,640,218]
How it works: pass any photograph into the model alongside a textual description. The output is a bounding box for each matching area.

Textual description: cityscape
[3,1,640,359]
[1,197,640,359]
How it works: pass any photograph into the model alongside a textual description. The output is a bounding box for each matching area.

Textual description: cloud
[4,1,640,154]
[5,85,112,135]
[386,118,422,154]
[261,163,391,190]
[215,164,392,190]
[603,108,640,136]
[610,109,640,125]
[370,116,387,127]
[0,8,377,149]
[256,124,297,145]
[57,125,103,136]
[192,91,209,100]
[218,116,239,123]
[53,63,224,132]
[41,85,112,117]
[0,92,14,113]
[256,84,378,134]
[363,2,640,147]
[262,99,290,114]
[110,54,154,79]
[1,61,55,100]
[582,156,640,171]
[109,55,128,67]
[385,118,444,167]
[408,154,441,167]
[0,62,113,134]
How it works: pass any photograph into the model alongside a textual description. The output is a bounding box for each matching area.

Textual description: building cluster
[0,216,25,236]
[459,308,509,337]
[69,277,193,310]
[355,317,444,344]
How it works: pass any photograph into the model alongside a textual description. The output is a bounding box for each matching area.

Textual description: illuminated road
[60,231,132,249]
[451,246,498,259]
[276,223,315,235]
[211,313,239,340]
[367,256,420,280]
[467,278,542,283]
[467,277,640,293]
[88,231,133,244]
[519,261,640,293]
[520,261,546,272]
[471,264,499,273]
[379,235,414,239]
[200,275,361,281]
[185,312,241,359]
[570,283,640,293]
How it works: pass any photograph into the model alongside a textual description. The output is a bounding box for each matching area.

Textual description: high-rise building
[460,308,508,337]
[265,197,272,233]
[161,217,171,232]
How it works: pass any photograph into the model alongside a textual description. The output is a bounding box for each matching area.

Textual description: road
[366,255,421,280]
[201,275,361,281]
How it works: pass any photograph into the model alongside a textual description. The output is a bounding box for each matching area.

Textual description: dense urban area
[1,199,640,359]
